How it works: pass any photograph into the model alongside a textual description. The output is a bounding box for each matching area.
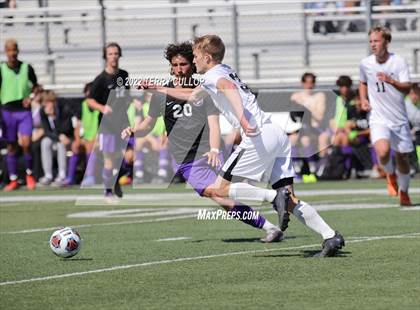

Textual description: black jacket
[40,103,74,141]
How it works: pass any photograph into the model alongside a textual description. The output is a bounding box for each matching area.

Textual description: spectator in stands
[305,1,337,35]
[1,38,39,191]
[290,72,328,181]
[39,90,75,186]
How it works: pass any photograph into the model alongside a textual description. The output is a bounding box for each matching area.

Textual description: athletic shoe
[400,191,412,206]
[26,175,36,190]
[60,178,74,187]
[260,228,283,243]
[4,180,19,191]
[52,177,66,187]
[104,191,118,204]
[39,176,52,186]
[314,231,345,257]
[281,211,291,232]
[386,173,398,197]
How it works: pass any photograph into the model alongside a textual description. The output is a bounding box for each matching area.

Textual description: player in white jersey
[141,35,344,257]
[359,26,413,206]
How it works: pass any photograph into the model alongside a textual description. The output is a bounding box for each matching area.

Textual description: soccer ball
[49,227,82,258]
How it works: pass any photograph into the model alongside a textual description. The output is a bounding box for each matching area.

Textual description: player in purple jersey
[0,39,40,191]
[122,42,282,242]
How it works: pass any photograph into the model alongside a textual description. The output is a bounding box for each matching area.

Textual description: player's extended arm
[207,115,221,151]
[133,115,157,138]
[87,98,111,114]
[216,78,258,136]
[359,82,371,111]
[204,114,222,167]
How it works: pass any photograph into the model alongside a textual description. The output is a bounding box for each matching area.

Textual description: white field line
[0,203,406,235]
[1,188,419,204]
[0,215,197,235]
[1,232,419,287]
[156,237,192,242]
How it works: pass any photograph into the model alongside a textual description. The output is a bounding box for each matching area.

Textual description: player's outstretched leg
[291,199,345,257]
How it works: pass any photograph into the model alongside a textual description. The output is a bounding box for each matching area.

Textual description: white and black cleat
[314,231,345,257]
[260,228,284,243]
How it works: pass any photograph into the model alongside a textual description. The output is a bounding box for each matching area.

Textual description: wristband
[210,148,220,153]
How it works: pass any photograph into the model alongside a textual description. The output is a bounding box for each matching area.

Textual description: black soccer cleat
[314,231,345,258]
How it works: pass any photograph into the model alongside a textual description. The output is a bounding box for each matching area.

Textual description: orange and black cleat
[4,180,19,192]
[26,174,36,190]
[386,173,398,197]
[399,191,412,207]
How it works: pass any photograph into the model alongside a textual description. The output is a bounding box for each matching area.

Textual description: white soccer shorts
[221,119,295,185]
[370,122,414,153]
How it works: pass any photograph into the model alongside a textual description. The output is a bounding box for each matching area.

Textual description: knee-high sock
[85,152,97,178]
[230,204,266,229]
[159,149,169,170]
[229,182,277,203]
[341,146,353,172]
[396,170,410,192]
[102,167,113,190]
[6,154,18,180]
[67,154,78,182]
[292,201,335,240]
[23,153,33,174]
[134,150,144,178]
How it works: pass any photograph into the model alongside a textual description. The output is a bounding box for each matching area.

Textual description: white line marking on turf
[0,215,196,235]
[400,206,420,211]
[1,188,419,203]
[1,232,419,287]
[156,237,191,242]
[0,203,403,235]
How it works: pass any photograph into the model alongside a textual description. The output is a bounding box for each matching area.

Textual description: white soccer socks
[292,201,335,240]
[228,182,277,203]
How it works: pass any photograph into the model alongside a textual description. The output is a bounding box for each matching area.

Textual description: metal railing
[1,0,419,91]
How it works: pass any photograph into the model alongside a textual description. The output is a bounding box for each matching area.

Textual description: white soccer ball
[49,227,82,258]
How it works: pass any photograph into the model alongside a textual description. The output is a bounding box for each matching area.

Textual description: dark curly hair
[164,41,196,73]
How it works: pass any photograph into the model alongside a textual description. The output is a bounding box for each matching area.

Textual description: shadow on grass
[221,235,299,243]
[256,250,351,258]
[61,258,94,261]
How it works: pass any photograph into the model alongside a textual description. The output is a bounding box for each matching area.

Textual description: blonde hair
[42,90,57,104]
[193,35,225,62]
[5,38,18,49]
[368,25,392,43]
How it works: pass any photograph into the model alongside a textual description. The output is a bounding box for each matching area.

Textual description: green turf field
[1,179,419,310]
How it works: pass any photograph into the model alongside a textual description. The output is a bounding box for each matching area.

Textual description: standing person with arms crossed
[87,42,130,200]
[141,35,344,257]
[0,38,39,191]
[359,26,413,206]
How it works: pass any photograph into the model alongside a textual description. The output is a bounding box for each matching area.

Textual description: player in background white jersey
[141,35,344,257]
[359,26,413,206]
